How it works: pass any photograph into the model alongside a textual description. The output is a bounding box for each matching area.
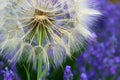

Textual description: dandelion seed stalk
[37,26,44,80]
[0,0,100,79]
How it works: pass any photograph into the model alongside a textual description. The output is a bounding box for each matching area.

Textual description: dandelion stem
[37,25,44,80]
[37,53,42,80]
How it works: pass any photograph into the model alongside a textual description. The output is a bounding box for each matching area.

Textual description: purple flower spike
[64,65,73,80]
[80,73,88,80]
[3,67,14,80]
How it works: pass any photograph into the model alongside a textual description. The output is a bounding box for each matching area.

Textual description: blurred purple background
[77,0,120,80]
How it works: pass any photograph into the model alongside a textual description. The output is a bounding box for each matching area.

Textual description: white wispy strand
[0,0,100,68]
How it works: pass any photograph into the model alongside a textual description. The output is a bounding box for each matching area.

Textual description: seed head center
[30,9,54,28]
[34,9,49,21]
[35,15,47,21]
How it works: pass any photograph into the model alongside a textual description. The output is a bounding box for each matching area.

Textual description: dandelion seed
[0,0,100,68]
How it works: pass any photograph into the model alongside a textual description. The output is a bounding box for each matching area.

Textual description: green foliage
[17,62,37,80]
[47,46,85,80]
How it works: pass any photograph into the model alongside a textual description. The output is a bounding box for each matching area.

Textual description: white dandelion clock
[0,0,10,10]
[0,0,100,69]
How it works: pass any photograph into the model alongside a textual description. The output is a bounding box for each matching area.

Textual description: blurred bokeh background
[0,0,120,80]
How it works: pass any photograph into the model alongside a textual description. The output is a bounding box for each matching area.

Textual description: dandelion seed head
[0,0,100,68]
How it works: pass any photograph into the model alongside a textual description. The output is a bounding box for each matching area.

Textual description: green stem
[23,65,30,80]
[37,26,44,80]
[37,54,42,80]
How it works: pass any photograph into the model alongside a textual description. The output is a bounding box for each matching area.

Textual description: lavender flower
[64,65,73,80]
[3,67,14,80]
[80,73,88,80]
